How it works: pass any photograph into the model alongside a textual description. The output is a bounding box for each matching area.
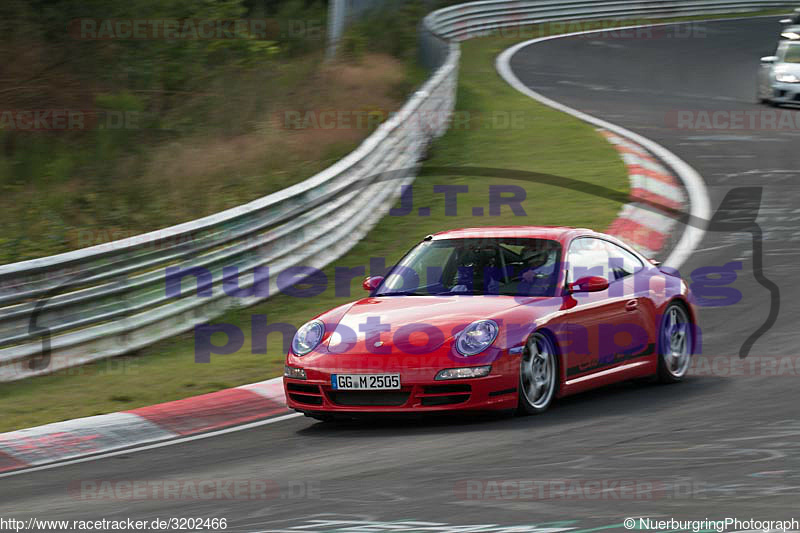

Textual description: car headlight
[292,320,325,356]
[455,319,499,356]
[781,31,800,40]
[776,72,800,83]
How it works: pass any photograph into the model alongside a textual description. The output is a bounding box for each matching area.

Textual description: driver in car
[516,245,558,297]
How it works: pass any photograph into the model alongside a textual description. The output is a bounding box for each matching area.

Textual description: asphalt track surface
[2,17,800,533]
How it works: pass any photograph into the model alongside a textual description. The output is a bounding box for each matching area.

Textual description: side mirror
[761,56,779,64]
[362,276,384,292]
[570,275,610,293]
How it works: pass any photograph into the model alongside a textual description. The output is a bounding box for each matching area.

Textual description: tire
[656,302,693,383]
[757,87,770,105]
[759,95,777,106]
[517,331,559,415]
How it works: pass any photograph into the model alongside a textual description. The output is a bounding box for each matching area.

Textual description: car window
[566,238,611,284]
[779,43,800,63]
[603,241,644,280]
[379,238,562,296]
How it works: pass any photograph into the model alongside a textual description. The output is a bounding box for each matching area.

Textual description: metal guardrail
[427,0,796,41]
[0,0,793,381]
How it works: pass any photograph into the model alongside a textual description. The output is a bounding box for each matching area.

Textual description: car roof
[430,226,594,243]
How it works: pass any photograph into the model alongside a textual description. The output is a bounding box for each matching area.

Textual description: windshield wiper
[428,290,491,296]
[375,291,430,297]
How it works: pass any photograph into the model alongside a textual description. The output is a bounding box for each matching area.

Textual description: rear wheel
[657,303,693,383]
[517,332,558,415]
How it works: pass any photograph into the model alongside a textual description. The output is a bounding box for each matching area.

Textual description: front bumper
[284,363,518,413]
[285,376,517,413]
[770,82,800,104]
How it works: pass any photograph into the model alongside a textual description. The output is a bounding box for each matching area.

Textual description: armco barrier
[0,1,793,381]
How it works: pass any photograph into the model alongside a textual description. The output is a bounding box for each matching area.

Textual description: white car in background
[758,40,800,106]
[780,9,800,40]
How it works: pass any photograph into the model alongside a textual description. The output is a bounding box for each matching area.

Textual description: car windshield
[780,43,800,63]
[375,238,562,297]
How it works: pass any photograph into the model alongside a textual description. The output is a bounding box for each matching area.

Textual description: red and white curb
[600,130,687,259]
[0,377,288,474]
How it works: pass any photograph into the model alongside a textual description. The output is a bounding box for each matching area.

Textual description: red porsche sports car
[283,226,696,419]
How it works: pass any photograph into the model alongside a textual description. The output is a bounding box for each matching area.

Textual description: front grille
[419,384,471,406]
[328,391,410,406]
[289,393,323,405]
[287,383,320,394]
[287,383,323,406]
[489,387,517,397]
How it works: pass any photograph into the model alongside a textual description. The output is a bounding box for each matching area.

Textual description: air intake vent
[328,391,410,406]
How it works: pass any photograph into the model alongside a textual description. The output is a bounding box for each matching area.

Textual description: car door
[556,237,648,381]
[601,239,654,363]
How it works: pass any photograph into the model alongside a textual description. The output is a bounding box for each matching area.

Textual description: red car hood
[322,295,544,354]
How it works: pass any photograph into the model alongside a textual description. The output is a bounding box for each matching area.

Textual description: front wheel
[518,332,558,415]
[757,85,770,104]
[657,303,693,383]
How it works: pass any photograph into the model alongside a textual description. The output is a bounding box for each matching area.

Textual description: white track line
[495,20,713,270]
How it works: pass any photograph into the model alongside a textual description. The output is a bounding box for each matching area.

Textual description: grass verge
[4,10,782,431]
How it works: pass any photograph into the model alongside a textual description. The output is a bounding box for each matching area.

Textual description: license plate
[331,374,401,390]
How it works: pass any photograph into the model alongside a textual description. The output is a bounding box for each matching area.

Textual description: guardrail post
[326,0,348,60]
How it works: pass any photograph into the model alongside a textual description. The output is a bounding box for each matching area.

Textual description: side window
[567,238,611,284]
[604,241,644,281]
